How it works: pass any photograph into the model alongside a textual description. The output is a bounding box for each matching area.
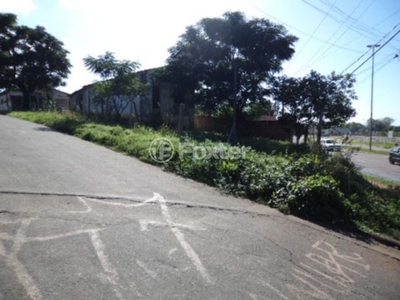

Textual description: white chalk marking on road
[293,268,345,294]
[26,229,103,242]
[305,253,356,283]
[67,197,92,214]
[261,280,289,300]
[9,219,42,300]
[0,218,21,224]
[84,194,158,208]
[0,240,7,256]
[136,259,158,279]
[0,232,13,240]
[290,273,334,300]
[312,241,370,270]
[155,193,212,284]
[139,220,206,232]
[89,229,126,300]
[300,263,347,287]
[168,248,178,256]
[249,292,259,300]
[139,220,149,231]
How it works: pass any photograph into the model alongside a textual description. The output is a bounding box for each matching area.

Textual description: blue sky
[1,0,399,125]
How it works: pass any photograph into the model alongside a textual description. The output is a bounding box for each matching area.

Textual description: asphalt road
[351,152,400,183]
[1,115,400,300]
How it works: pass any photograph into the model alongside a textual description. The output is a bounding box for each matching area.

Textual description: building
[0,89,69,112]
[69,69,195,129]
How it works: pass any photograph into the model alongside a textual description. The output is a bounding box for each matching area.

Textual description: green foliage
[10,111,400,240]
[273,71,357,144]
[0,13,71,110]
[83,52,149,119]
[366,117,395,132]
[9,111,85,134]
[164,11,297,116]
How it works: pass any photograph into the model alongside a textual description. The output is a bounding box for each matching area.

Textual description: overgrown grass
[188,130,308,155]
[342,145,389,156]
[350,140,395,149]
[10,111,87,135]
[9,111,400,240]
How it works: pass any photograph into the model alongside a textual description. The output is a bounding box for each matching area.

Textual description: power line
[242,0,363,53]
[353,51,397,78]
[340,21,400,74]
[317,0,383,39]
[303,0,382,40]
[293,0,363,75]
[350,29,400,75]
[286,0,338,69]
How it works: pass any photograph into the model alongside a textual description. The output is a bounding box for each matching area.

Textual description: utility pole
[228,50,238,143]
[367,44,380,151]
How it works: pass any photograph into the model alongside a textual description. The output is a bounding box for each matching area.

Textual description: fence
[194,116,291,141]
[350,135,400,144]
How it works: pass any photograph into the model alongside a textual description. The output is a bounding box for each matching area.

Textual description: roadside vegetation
[342,145,389,156]
[348,140,394,149]
[9,111,400,241]
[3,10,399,241]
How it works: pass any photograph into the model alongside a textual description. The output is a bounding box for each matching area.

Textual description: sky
[1,0,400,125]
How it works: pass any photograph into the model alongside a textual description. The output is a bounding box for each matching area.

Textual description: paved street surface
[1,115,400,300]
[351,152,400,183]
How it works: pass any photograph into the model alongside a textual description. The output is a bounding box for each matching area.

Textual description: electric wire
[286,0,338,69]
[242,0,363,53]
[350,29,400,75]
[292,0,369,75]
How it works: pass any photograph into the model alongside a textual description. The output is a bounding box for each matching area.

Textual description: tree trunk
[227,102,238,143]
[304,127,309,143]
[295,131,302,144]
[21,91,31,111]
[317,114,323,144]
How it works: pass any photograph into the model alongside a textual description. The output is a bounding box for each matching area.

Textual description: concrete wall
[69,74,195,129]
[0,90,69,111]
[194,116,291,141]
[0,92,13,112]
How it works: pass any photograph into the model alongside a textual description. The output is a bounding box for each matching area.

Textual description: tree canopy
[163,11,298,138]
[0,13,71,110]
[366,117,396,132]
[83,52,149,120]
[273,71,357,143]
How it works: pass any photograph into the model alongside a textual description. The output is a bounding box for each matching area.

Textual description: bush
[9,111,400,239]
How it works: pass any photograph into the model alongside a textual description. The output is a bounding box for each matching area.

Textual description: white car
[320,139,342,151]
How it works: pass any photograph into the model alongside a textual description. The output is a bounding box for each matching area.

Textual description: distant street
[1,115,400,300]
[351,151,400,183]
[292,136,399,183]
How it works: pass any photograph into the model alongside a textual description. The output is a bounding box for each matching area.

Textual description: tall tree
[273,76,311,144]
[83,52,149,120]
[273,71,357,144]
[0,13,71,110]
[343,122,366,134]
[163,11,298,140]
[303,71,357,143]
[381,117,395,130]
[366,117,395,132]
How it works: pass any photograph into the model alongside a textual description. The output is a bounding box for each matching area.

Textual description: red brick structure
[194,116,291,141]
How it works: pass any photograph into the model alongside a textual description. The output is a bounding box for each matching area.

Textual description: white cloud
[0,0,36,15]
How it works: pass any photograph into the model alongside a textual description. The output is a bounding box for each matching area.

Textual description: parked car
[320,139,342,152]
[389,146,400,165]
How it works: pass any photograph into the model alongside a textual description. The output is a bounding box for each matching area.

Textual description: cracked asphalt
[1,115,400,300]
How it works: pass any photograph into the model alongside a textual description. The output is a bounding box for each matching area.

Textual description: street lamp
[367,44,380,151]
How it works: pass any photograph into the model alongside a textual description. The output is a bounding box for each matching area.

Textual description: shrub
[9,111,400,239]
